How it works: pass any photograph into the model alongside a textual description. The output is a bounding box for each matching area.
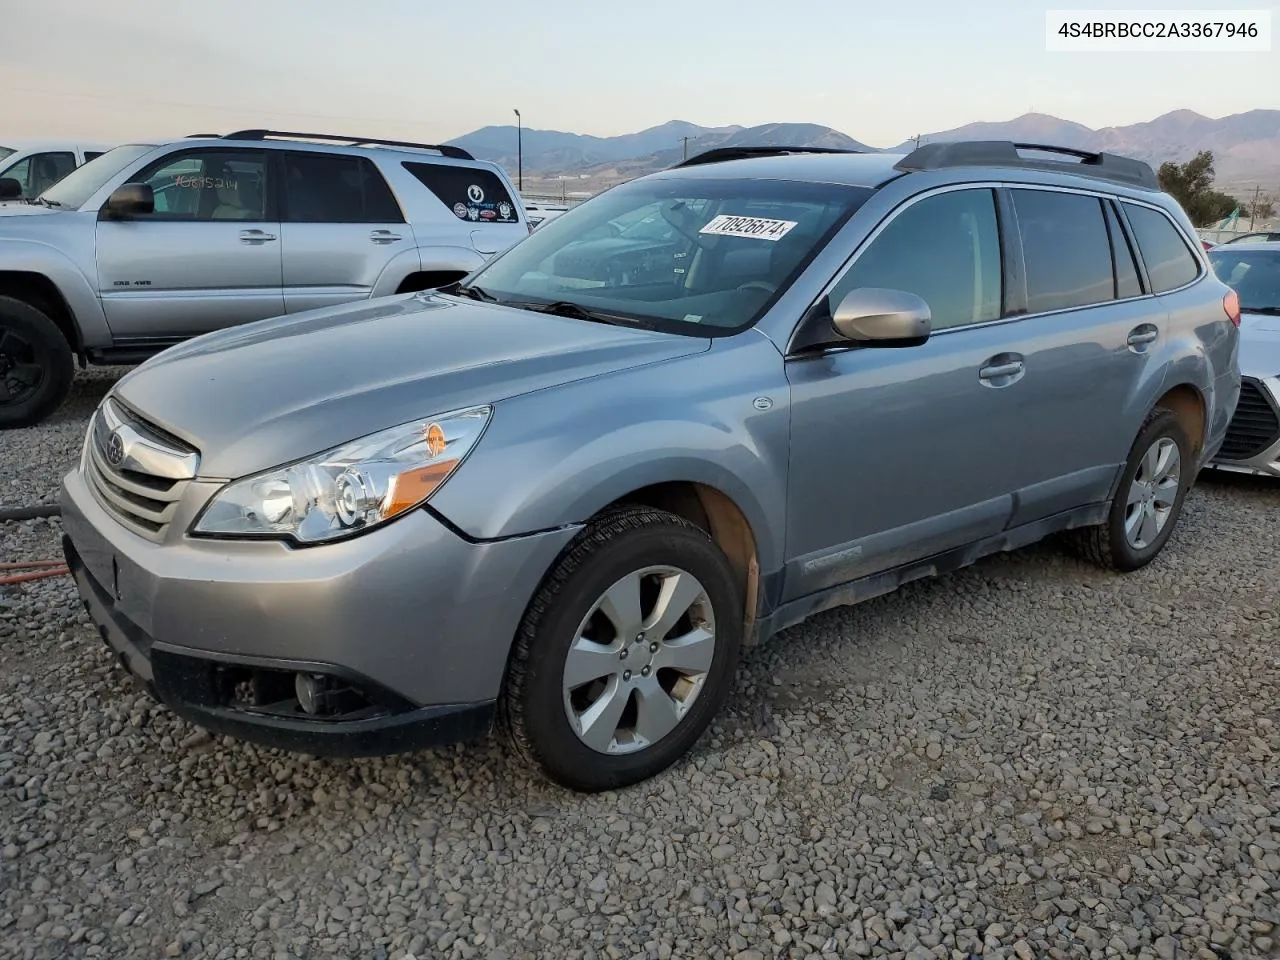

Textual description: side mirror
[831,287,931,347]
[103,183,154,219]
[0,178,22,201]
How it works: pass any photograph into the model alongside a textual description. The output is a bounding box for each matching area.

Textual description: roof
[651,152,909,188]
[651,142,1163,195]
[0,139,115,152]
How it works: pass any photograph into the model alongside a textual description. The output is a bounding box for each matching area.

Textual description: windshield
[0,147,14,163]
[39,143,155,209]
[464,177,872,334]
[1209,249,1280,313]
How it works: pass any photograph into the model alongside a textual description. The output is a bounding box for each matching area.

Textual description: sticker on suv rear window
[699,214,798,241]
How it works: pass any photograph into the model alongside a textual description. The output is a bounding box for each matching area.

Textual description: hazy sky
[2,0,1277,148]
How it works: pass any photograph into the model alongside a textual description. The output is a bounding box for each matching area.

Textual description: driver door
[782,187,1019,600]
[96,147,284,339]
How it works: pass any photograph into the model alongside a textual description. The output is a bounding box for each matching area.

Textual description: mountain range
[446,110,1280,197]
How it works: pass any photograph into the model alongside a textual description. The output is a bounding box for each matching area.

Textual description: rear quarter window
[402,162,520,224]
[1123,203,1201,293]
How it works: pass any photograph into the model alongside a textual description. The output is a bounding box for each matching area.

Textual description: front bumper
[60,467,580,756]
[1208,375,1280,478]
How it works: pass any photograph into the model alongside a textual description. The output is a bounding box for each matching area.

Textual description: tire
[0,295,74,429]
[1071,406,1192,572]
[501,506,742,792]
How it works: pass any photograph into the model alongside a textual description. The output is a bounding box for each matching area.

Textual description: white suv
[0,129,530,427]
[0,140,114,200]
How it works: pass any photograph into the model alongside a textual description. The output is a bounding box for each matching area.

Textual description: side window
[1104,201,1143,299]
[2,158,31,195]
[1012,189,1115,313]
[1123,203,1201,293]
[830,189,1002,331]
[403,162,520,224]
[282,153,404,223]
[127,149,269,221]
[29,152,76,195]
[84,151,104,162]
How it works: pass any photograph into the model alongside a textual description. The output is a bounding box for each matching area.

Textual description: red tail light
[1224,289,1241,327]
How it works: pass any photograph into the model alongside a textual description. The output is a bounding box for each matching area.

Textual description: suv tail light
[1224,289,1241,327]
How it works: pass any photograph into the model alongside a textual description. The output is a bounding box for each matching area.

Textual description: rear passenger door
[278,152,410,313]
[996,186,1167,524]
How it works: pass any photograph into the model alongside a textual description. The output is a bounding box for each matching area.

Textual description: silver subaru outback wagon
[61,142,1241,792]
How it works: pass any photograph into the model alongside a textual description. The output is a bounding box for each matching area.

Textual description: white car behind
[0,140,115,200]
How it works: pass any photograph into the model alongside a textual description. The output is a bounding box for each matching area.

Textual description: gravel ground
[1,371,1278,960]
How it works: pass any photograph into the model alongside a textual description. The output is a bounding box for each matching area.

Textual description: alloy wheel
[561,565,716,755]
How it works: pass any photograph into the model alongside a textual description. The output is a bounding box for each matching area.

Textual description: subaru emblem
[105,431,125,466]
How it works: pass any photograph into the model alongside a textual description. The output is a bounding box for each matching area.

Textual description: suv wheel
[502,506,742,792]
[0,296,73,429]
[1071,406,1191,572]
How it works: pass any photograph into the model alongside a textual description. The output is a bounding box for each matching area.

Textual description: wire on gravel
[0,503,62,522]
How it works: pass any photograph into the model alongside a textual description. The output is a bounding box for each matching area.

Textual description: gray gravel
[2,374,1278,959]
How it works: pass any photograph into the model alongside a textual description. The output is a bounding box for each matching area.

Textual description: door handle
[239,229,276,245]
[979,360,1024,380]
[369,230,402,244]
[1127,328,1159,346]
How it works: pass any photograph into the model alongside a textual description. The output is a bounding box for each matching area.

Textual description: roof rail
[218,129,474,160]
[893,140,1159,190]
[674,145,862,168]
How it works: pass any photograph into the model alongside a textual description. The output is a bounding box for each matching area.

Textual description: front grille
[1219,378,1280,461]
[83,398,199,542]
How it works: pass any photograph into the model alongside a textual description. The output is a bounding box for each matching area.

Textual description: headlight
[191,406,491,544]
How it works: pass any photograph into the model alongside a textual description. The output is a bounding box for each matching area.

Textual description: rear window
[1012,189,1115,313]
[1208,249,1280,313]
[403,162,520,224]
[1123,203,1201,293]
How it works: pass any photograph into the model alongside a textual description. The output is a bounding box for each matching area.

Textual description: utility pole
[1252,183,1262,226]
[680,136,695,161]
[513,108,523,191]
[912,133,923,149]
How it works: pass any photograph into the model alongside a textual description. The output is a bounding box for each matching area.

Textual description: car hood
[113,293,710,479]
[1239,311,1280,379]
[0,202,68,217]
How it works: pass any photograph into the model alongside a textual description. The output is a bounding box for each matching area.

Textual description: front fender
[428,334,791,575]
[0,238,111,347]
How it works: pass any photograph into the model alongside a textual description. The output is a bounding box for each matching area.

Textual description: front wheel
[1071,406,1192,572]
[0,295,74,429]
[501,506,742,792]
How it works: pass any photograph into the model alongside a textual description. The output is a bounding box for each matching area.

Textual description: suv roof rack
[674,145,862,168]
[214,129,475,160]
[893,140,1159,190]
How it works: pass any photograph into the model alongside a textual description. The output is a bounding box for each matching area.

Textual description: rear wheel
[502,506,742,792]
[1071,407,1191,572]
[0,295,73,429]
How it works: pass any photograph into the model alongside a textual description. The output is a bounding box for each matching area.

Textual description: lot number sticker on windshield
[699,214,798,241]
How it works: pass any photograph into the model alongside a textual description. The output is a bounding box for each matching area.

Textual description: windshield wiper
[520,300,640,326]
[441,281,497,303]
[26,196,61,208]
